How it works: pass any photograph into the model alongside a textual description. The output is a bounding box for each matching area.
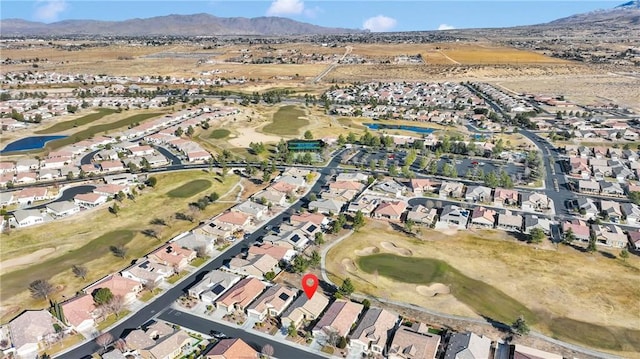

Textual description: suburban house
[228,252,279,278]
[232,200,268,221]
[7,310,61,359]
[246,284,297,321]
[523,215,552,235]
[578,180,600,194]
[443,332,491,359]
[216,211,251,228]
[15,159,39,173]
[94,184,129,198]
[308,198,345,214]
[15,172,37,184]
[215,277,266,313]
[469,207,496,228]
[312,300,364,344]
[496,212,523,232]
[121,259,173,285]
[439,181,465,199]
[253,189,287,207]
[336,173,368,182]
[373,200,408,221]
[60,294,99,334]
[173,232,215,255]
[11,209,46,228]
[406,205,438,227]
[576,197,599,219]
[373,180,406,198]
[99,160,125,172]
[290,212,329,227]
[622,202,640,224]
[84,274,142,304]
[438,205,469,229]
[103,173,137,185]
[124,323,195,359]
[347,196,383,216]
[511,344,563,359]
[464,185,492,203]
[349,308,399,356]
[600,200,623,223]
[280,292,330,329]
[521,192,552,212]
[388,322,441,359]
[204,338,258,359]
[627,231,640,251]
[591,224,629,248]
[562,220,591,243]
[599,181,624,196]
[330,180,365,193]
[408,178,439,196]
[493,188,519,207]
[15,187,48,205]
[188,269,241,304]
[248,243,296,263]
[148,244,197,272]
[45,201,80,218]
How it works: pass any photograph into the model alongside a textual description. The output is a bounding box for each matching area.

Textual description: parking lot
[429,157,524,180]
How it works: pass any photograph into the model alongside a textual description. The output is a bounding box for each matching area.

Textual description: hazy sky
[2,0,624,31]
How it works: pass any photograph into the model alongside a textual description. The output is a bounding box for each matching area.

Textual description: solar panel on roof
[291,234,300,243]
[279,293,290,301]
[211,284,226,295]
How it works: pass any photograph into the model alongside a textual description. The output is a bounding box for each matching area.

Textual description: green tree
[92,287,114,306]
[145,176,158,187]
[361,299,371,310]
[512,315,530,335]
[337,134,346,145]
[72,264,88,280]
[287,321,297,337]
[314,232,325,244]
[629,191,640,205]
[265,271,276,281]
[352,210,365,231]
[346,132,357,144]
[339,277,355,296]
[563,227,575,245]
[186,125,195,137]
[292,256,309,273]
[405,219,415,233]
[528,228,546,244]
[309,250,321,267]
[304,130,313,139]
[620,249,629,262]
[337,336,348,349]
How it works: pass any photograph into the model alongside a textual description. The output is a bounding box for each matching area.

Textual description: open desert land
[0,171,241,323]
[325,220,640,356]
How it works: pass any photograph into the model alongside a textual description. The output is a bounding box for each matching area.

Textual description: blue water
[1,135,67,153]
[364,123,435,134]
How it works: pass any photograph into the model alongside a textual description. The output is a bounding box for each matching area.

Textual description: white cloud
[438,23,455,30]
[303,6,323,18]
[363,15,397,32]
[33,0,68,22]
[266,0,305,16]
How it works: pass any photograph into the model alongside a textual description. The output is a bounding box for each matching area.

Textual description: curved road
[21,185,96,211]
[56,151,345,359]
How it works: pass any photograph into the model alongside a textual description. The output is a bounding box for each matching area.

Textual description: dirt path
[1,247,56,272]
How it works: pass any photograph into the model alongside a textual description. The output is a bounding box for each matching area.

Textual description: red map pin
[301,273,319,299]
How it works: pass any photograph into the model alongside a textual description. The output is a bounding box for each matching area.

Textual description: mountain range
[0,3,638,37]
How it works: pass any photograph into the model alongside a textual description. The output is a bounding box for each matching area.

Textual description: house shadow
[599,251,617,259]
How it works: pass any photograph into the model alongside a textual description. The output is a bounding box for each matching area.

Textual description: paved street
[158,309,327,359]
[55,151,344,359]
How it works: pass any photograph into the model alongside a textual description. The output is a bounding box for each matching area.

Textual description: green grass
[357,253,536,325]
[191,256,209,267]
[166,179,212,198]
[97,310,131,331]
[549,317,640,352]
[209,129,231,139]
[35,108,117,134]
[44,112,164,151]
[263,105,308,136]
[167,271,189,284]
[0,230,134,301]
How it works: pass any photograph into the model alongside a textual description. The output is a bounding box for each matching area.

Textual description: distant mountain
[0,13,363,36]
[546,2,640,26]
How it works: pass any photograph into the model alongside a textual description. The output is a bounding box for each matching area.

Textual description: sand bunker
[355,246,380,256]
[1,247,56,272]
[417,283,451,297]
[342,258,357,272]
[228,126,281,147]
[380,241,413,256]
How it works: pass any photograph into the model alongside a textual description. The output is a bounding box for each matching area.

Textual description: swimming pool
[364,123,435,134]
[1,135,67,153]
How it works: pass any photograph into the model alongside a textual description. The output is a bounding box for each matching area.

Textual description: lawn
[166,179,212,198]
[0,171,239,322]
[209,129,231,139]
[262,105,308,136]
[191,256,210,267]
[358,253,536,325]
[325,221,640,356]
[0,230,134,301]
[44,111,165,150]
[35,108,117,134]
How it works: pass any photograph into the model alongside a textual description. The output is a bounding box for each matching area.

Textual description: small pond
[0,135,67,153]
